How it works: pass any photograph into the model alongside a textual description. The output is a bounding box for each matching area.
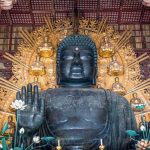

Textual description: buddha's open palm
[16,84,44,132]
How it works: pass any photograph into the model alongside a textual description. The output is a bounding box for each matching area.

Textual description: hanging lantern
[38,37,54,58]
[1,0,13,10]
[29,57,46,76]
[107,57,124,76]
[99,36,114,58]
[142,0,150,7]
[0,0,17,10]
[112,77,126,95]
[130,93,145,112]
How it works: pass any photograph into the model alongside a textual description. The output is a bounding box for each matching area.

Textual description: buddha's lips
[69,68,84,78]
[70,67,83,73]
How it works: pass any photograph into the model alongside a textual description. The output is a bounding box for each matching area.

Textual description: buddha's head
[57,34,97,87]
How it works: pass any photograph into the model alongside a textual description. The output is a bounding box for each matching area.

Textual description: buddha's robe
[36,88,136,150]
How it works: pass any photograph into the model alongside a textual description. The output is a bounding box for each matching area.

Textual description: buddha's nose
[71,53,82,67]
[70,52,84,74]
[72,52,82,66]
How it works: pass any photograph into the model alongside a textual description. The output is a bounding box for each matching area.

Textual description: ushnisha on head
[56,34,97,87]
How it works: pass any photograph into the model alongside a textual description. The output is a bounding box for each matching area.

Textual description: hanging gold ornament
[130,93,145,112]
[107,56,124,76]
[98,36,114,58]
[112,77,126,95]
[38,36,54,58]
[29,56,46,76]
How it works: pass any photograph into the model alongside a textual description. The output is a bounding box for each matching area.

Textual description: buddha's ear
[57,77,60,85]
[92,78,96,85]
[57,74,61,85]
[56,64,60,85]
[92,69,97,85]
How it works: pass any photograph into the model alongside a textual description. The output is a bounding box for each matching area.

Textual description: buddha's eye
[62,56,74,60]
[80,55,92,60]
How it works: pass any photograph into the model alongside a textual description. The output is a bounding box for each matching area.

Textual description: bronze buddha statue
[16,34,136,150]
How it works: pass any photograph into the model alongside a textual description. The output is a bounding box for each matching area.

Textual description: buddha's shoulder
[107,89,130,107]
[93,88,130,107]
[43,87,123,96]
[40,88,129,106]
[42,87,107,94]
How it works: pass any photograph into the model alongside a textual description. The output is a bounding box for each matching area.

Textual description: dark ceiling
[0,0,150,80]
[0,0,150,26]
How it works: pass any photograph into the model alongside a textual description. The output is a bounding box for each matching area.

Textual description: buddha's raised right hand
[16,83,44,133]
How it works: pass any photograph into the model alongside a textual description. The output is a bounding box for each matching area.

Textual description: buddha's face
[58,46,96,87]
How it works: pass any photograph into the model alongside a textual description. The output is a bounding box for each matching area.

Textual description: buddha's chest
[45,88,109,129]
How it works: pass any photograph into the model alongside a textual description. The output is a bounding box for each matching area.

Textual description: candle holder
[56,146,62,150]
[99,145,105,150]
[56,138,62,150]
[99,139,105,150]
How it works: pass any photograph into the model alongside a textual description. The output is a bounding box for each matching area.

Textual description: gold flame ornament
[38,36,54,58]
[107,56,124,76]
[29,56,46,76]
[130,93,145,112]
[99,36,114,58]
[56,138,62,150]
[112,77,126,95]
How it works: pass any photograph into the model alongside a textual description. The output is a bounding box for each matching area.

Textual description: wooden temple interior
[0,0,150,146]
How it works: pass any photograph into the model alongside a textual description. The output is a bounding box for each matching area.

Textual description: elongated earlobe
[92,78,96,85]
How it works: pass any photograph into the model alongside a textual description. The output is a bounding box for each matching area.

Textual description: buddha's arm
[108,91,137,150]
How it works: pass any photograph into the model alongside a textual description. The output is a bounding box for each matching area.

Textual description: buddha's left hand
[136,140,150,150]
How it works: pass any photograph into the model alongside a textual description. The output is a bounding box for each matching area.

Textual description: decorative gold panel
[0,17,150,128]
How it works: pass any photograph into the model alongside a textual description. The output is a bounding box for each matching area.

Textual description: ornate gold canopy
[0,17,150,127]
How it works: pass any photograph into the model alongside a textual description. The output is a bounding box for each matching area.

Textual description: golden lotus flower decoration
[130,93,145,112]
[38,37,54,58]
[99,36,114,58]
[112,77,126,95]
[107,56,124,76]
[29,57,46,76]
